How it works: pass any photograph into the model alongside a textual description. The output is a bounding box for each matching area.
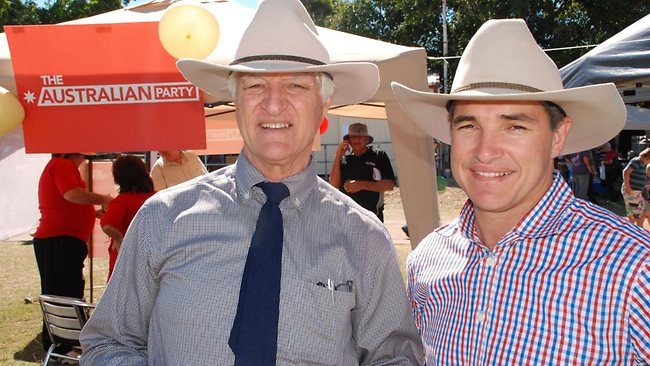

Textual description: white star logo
[24,90,36,103]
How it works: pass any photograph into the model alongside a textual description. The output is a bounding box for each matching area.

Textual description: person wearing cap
[392,19,650,364]
[33,153,112,358]
[150,149,208,191]
[80,0,422,365]
[329,122,396,221]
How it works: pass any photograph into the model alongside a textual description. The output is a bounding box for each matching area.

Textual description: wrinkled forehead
[237,72,320,83]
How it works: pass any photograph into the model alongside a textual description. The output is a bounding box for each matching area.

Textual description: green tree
[38,0,123,24]
[327,0,650,87]
[303,0,334,26]
[0,0,40,31]
[1,0,129,31]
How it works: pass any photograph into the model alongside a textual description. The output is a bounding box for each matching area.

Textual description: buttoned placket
[471,242,493,364]
[472,232,521,365]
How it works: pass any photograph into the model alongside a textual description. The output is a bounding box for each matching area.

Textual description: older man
[150,149,207,190]
[392,19,650,364]
[80,0,422,365]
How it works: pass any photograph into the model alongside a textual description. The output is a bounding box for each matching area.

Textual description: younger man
[392,19,650,364]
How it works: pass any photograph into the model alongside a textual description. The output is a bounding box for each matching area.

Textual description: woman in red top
[100,155,156,280]
[34,153,112,355]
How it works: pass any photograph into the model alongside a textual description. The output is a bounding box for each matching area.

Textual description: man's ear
[551,116,572,158]
[322,97,332,118]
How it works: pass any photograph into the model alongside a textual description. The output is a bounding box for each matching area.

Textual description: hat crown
[348,123,369,136]
[451,19,563,94]
[232,0,330,67]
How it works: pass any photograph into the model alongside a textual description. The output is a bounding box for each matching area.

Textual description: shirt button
[476,311,486,323]
[485,256,496,267]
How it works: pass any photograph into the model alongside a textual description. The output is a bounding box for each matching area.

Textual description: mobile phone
[343,137,352,155]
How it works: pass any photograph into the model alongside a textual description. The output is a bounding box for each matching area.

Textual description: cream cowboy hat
[177,0,379,106]
[391,19,626,155]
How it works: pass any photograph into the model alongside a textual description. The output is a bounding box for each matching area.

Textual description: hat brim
[343,134,374,144]
[177,59,379,106]
[391,82,626,155]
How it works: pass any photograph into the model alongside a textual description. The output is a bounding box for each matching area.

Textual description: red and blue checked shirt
[408,173,650,365]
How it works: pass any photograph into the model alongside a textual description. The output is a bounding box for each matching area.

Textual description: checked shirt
[408,173,650,365]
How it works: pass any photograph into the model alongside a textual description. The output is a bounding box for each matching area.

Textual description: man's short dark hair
[541,101,567,130]
[446,100,567,131]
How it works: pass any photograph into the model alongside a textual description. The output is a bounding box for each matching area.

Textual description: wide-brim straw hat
[177,0,379,106]
[391,19,626,155]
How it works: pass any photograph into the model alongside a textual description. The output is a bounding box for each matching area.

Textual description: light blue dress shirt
[80,153,423,365]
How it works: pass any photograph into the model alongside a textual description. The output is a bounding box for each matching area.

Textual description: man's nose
[262,85,287,115]
[475,130,502,162]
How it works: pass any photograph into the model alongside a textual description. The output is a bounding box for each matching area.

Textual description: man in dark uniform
[329,123,396,221]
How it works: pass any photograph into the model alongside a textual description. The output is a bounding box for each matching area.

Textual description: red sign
[6,22,206,153]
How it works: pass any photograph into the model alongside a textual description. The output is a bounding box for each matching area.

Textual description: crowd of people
[556,142,650,227]
[30,0,649,364]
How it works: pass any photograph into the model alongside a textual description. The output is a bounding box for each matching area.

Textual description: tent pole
[87,159,94,303]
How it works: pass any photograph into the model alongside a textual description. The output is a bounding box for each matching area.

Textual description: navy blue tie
[229,182,289,366]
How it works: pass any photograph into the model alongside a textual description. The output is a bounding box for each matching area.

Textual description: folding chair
[38,294,96,365]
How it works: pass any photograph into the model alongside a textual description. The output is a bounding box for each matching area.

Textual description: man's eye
[243,83,263,90]
[288,83,307,90]
[455,123,475,131]
[509,125,528,131]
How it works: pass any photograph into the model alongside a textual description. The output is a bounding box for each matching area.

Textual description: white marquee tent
[0,0,440,246]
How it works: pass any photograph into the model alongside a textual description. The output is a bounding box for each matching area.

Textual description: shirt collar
[234,152,318,208]
[457,171,574,242]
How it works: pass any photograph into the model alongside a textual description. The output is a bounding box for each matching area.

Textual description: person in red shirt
[100,155,156,280]
[33,153,112,356]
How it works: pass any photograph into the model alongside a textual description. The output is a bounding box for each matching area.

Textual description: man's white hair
[227,72,335,103]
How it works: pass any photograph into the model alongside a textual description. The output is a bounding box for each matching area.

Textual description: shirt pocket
[278,277,356,365]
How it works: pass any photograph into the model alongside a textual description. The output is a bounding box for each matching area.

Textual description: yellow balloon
[0,87,25,137]
[158,2,220,60]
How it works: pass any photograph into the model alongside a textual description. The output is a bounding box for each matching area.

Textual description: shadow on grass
[13,334,44,364]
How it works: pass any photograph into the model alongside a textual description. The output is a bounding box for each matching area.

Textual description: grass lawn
[0,241,108,365]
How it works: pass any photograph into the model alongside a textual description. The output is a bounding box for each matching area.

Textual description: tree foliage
[301,0,334,26]
[1,0,128,31]
[2,0,648,85]
[326,0,650,87]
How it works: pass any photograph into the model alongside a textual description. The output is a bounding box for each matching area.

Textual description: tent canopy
[625,104,650,130]
[0,0,440,246]
[560,13,650,104]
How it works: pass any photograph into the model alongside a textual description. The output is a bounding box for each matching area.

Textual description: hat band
[231,54,326,66]
[230,55,334,80]
[452,81,543,94]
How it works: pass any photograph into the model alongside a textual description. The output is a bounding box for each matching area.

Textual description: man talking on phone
[329,123,396,221]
